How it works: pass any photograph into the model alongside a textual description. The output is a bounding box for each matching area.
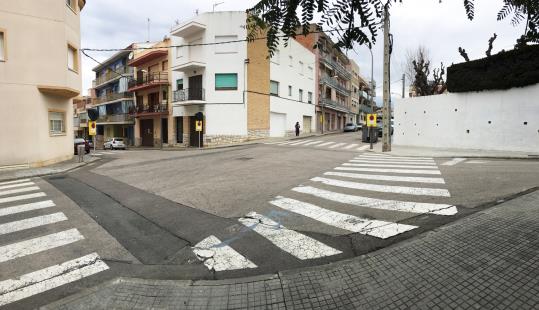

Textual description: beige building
[0,0,86,168]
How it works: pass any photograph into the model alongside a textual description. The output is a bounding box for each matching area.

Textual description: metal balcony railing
[172,88,205,102]
[128,72,169,89]
[129,103,169,114]
[92,66,133,87]
[321,75,351,96]
[93,92,134,105]
[320,98,350,113]
[96,113,134,123]
[320,53,352,80]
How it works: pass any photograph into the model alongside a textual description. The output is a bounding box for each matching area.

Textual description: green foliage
[447,44,539,92]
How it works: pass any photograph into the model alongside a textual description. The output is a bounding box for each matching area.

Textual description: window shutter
[215,74,238,90]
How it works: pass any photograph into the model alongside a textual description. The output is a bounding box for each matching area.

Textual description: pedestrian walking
[295,122,300,136]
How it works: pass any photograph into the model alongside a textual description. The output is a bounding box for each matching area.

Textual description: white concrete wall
[394,84,539,152]
[269,38,316,136]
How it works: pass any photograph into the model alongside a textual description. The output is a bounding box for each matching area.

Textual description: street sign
[367,114,377,127]
[195,120,203,132]
[88,121,97,136]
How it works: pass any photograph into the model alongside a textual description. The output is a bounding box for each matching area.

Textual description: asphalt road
[2,132,539,308]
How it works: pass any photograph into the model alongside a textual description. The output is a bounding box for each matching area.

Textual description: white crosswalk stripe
[0,182,35,191]
[239,212,342,259]
[0,200,56,217]
[193,235,257,271]
[0,253,109,307]
[350,159,437,165]
[0,213,68,236]
[324,171,446,184]
[288,140,314,146]
[335,166,442,175]
[310,177,451,197]
[329,143,347,149]
[343,163,439,169]
[359,154,434,160]
[0,179,32,186]
[343,144,359,149]
[441,158,466,166]
[0,186,40,197]
[355,156,435,163]
[304,140,325,146]
[0,192,46,204]
[316,142,335,147]
[270,197,417,239]
[357,145,370,151]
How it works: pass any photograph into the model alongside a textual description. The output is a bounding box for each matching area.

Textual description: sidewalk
[45,189,539,310]
[0,154,99,182]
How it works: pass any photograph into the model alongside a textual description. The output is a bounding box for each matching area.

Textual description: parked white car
[104,138,126,150]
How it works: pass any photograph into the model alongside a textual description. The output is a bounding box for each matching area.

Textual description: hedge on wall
[447,44,539,93]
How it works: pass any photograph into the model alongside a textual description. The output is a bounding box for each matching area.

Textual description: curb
[0,157,100,183]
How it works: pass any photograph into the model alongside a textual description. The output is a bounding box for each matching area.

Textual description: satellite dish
[128,52,134,60]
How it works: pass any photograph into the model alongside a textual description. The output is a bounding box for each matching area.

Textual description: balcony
[320,98,349,113]
[320,53,352,80]
[127,72,169,92]
[171,20,206,37]
[93,92,134,106]
[172,88,205,105]
[96,113,135,124]
[321,75,351,96]
[92,66,133,88]
[129,103,169,117]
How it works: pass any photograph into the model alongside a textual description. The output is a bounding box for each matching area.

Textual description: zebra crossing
[193,153,457,272]
[0,178,109,307]
[264,139,371,152]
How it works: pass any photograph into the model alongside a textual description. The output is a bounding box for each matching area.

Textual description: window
[66,0,76,11]
[162,60,168,71]
[215,73,238,90]
[299,61,304,75]
[271,50,280,65]
[215,35,238,54]
[176,79,184,90]
[308,92,313,104]
[0,31,5,61]
[289,55,293,67]
[67,44,78,72]
[176,46,184,58]
[270,80,279,96]
[49,111,65,135]
[288,85,292,97]
[299,89,303,102]
[308,66,313,79]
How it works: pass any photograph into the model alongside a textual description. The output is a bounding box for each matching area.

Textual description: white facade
[393,84,539,152]
[270,38,316,136]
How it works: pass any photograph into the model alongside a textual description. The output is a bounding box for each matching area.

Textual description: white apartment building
[169,11,315,147]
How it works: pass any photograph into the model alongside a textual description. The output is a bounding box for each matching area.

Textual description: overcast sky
[81,0,525,101]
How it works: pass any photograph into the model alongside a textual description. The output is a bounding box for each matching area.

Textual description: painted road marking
[311,177,450,197]
[441,158,466,166]
[343,144,359,149]
[0,186,40,197]
[0,253,109,307]
[316,142,335,147]
[288,140,314,146]
[193,235,257,272]
[335,166,441,175]
[324,171,446,184]
[466,160,488,164]
[0,193,47,205]
[0,182,35,191]
[357,145,370,151]
[0,179,32,186]
[343,163,439,169]
[0,213,68,236]
[0,200,56,217]
[91,153,104,156]
[304,141,325,146]
[356,155,435,163]
[270,197,417,239]
[239,212,342,259]
[350,159,437,166]
[292,186,458,215]
[0,229,85,263]
[329,143,347,149]
[359,154,434,160]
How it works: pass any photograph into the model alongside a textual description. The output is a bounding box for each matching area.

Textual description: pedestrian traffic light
[195,112,204,121]
[87,108,99,121]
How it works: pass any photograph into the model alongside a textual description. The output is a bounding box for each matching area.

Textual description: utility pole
[382,5,391,152]
[402,74,405,98]
[147,18,151,42]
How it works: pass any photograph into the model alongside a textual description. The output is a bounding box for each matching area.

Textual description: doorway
[140,119,154,147]
[176,117,183,143]
[188,75,203,100]
[161,118,168,144]
[189,116,203,147]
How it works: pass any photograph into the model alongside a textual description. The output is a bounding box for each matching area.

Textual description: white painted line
[0,200,56,217]
[466,160,488,164]
[288,140,314,146]
[0,182,35,191]
[304,140,325,146]
[270,197,417,239]
[0,186,40,197]
[343,163,439,169]
[441,158,466,166]
[293,186,457,215]
[335,166,441,175]
[343,144,359,150]
[328,143,347,149]
[0,213,68,236]
[91,153,104,156]
[359,154,433,160]
[324,171,446,184]
[0,229,85,263]
[350,159,437,166]
[316,142,335,147]
[356,145,370,151]
[0,193,47,204]
[356,155,435,163]
[311,177,450,197]
[0,179,32,186]
[193,235,257,271]
[0,253,109,307]
[239,212,342,259]
[276,141,297,145]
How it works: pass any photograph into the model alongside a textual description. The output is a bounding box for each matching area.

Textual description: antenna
[147,18,151,42]
[195,9,199,15]
[213,1,224,12]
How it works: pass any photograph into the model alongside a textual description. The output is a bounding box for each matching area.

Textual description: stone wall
[204,135,249,147]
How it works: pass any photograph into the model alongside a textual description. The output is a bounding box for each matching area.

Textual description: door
[161,118,168,144]
[176,117,183,143]
[140,119,154,147]
[188,75,203,100]
[302,116,312,134]
[270,112,286,137]
[189,116,203,147]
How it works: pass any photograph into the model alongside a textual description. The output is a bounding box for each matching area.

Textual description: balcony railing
[96,113,134,124]
[320,98,350,113]
[173,88,205,102]
[128,72,169,90]
[93,92,134,105]
[92,66,133,87]
[320,53,352,80]
[129,103,169,115]
[321,75,351,96]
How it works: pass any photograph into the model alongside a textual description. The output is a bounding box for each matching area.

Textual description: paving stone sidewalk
[45,190,539,310]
